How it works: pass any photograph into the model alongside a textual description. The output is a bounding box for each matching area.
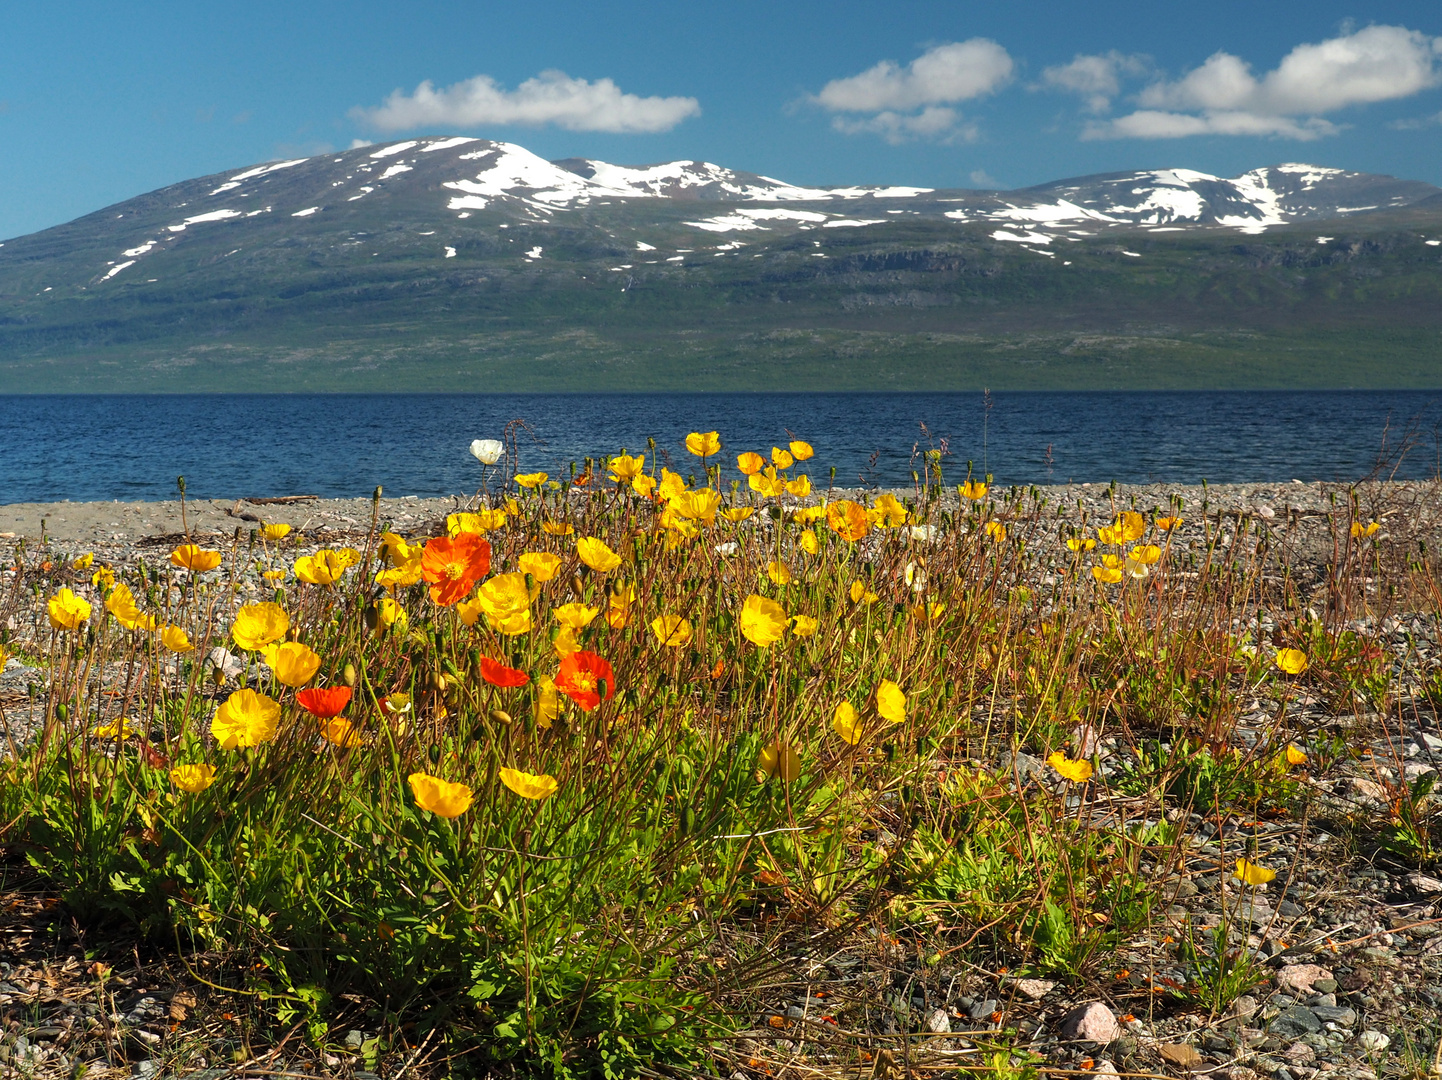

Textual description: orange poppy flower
[480,657,530,687]
[295,686,352,719]
[420,533,492,607]
[555,650,615,712]
[826,500,870,542]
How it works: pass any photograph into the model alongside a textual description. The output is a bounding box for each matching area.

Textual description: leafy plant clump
[0,440,1432,1076]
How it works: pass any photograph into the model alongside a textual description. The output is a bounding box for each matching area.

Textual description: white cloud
[812,40,1013,142]
[969,169,1000,188]
[1389,110,1442,129]
[353,70,700,134]
[1091,24,1442,140]
[1040,52,1150,113]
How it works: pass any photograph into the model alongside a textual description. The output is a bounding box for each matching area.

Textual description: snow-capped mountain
[46,138,1438,286]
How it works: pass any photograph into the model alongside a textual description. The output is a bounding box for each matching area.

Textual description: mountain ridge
[1,137,1440,392]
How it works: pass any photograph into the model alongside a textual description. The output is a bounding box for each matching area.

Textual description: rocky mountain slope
[1,139,1440,391]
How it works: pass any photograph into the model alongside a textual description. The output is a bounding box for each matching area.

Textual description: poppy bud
[363,604,380,632]
[428,744,441,764]
[211,666,226,688]
[882,741,896,762]
[489,709,512,725]
[442,659,461,682]
[56,703,70,722]
[274,589,285,605]
[287,627,300,643]
[468,647,482,674]
[428,671,447,693]
[343,663,358,687]
[597,678,608,701]
[572,574,586,596]
[681,806,696,836]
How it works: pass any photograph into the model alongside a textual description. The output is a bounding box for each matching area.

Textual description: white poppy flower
[469,439,504,465]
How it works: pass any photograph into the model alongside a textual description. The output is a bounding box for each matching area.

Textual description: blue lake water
[2,391,1441,503]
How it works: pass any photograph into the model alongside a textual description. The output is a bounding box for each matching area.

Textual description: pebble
[1276,964,1333,996]
[1357,1030,1390,1052]
[1270,1006,1322,1037]
[1014,978,1055,1000]
[1060,1002,1120,1045]
[1158,1043,1204,1070]
[926,1007,950,1034]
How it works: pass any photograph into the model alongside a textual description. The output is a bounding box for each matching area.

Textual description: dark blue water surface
[3,392,1441,503]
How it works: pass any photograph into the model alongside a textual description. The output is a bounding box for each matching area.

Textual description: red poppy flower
[296,685,353,719]
[554,650,615,712]
[420,533,492,607]
[479,657,530,687]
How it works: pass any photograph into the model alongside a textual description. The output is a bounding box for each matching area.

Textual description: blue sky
[2,0,1440,239]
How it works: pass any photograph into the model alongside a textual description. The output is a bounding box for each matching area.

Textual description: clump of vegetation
[0,437,1436,1077]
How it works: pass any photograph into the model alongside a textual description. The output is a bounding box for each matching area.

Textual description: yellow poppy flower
[789,440,814,461]
[799,530,819,555]
[911,601,946,621]
[262,569,287,583]
[212,689,280,749]
[872,493,908,528]
[736,451,765,475]
[791,614,819,637]
[961,481,988,501]
[169,763,216,793]
[499,766,559,800]
[161,625,193,653]
[231,602,289,651]
[553,602,600,630]
[375,550,423,591]
[748,467,787,499]
[475,573,532,635]
[576,536,622,572]
[1351,521,1381,538]
[91,566,115,591]
[740,594,788,646]
[757,741,801,782]
[1092,565,1123,584]
[685,431,721,457]
[826,500,870,542]
[632,474,658,498]
[262,641,321,687]
[766,561,792,586]
[608,453,646,482]
[448,510,507,536]
[771,446,794,469]
[170,544,223,572]
[514,472,548,489]
[651,614,694,648]
[294,549,351,586]
[542,520,575,536]
[671,488,722,525]
[785,475,812,497]
[1233,859,1276,886]
[875,680,906,723]
[1275,649,1309,675]
[719,506,755,523]
[73,552,94,570]
[832,702,863,744]
[849,581,878,604]
[1156,516,1183,531]
[1286,744,1307,766]
[1047,752,1093,782]
[408,772,474,817]
[983,521,1007,542]
[47,588,92,631]
[657,468,688,501]
[105,582,157,632]
[798,503,829,524]
[534,674,560,729]
[92,719,136,740]
[606,583,637,629]
[374,597,403,629]
[1101,554,1124,570]
[262,522,292,541]
[320,717,363,748]
[1066,537,1097,552]
[1128,544,1162,565]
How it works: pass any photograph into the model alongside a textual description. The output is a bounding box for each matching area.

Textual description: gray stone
[1060,1001,1121,1045]
[926,1008,951,1034]
[132,1062,161,1080]
[1310,978,1337,994]
[1269,1006,1322,1038]
[786,1005,805,1020]
[969,998,998,1020]
[343,1030,366,1051]
[1310,1005,1356,1026]
[1275,964,1332,996]
[999,751,1044,782]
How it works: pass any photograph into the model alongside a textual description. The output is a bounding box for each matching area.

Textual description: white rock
[1358,1030,1390,1052]
[926,1007,950,1034]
